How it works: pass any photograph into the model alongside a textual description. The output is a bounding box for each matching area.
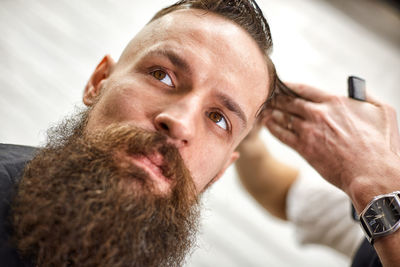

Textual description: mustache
[85,124,189,182]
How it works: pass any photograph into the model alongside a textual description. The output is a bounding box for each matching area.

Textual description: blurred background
[1,0,399,266]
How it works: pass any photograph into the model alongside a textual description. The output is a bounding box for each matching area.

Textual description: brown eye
[208,111,228,130]
[152,70,166,80]
[209,111,222,122]
[150,69,173,87]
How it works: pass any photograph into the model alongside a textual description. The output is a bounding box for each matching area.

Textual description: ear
[201,151,240,192]
[83,55,115,106]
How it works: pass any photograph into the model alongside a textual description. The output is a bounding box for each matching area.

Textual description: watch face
[364,196,400,234]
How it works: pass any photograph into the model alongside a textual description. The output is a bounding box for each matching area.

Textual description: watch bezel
[359,191,400,244]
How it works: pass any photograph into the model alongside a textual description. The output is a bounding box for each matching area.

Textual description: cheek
[86,89,133,131]
[184,138,231,191]
[87,81,161,130]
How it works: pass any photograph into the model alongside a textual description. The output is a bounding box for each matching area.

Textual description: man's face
[83,9,270,194]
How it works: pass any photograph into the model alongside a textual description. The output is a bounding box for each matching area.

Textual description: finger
[390,113,400,155]
[385,104,400,155]
[270,109,305,133]
[288,114,304,134]
[364,94,400,152]
[270,109,290,127]
[284,82,330,103]
[259,108,273,123]
[273,94,314,119]
[365,92,384,107]
[265,118,298,147]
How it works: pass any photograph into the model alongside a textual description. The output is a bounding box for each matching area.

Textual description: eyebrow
[144,48,248,129]
[145,48,192,75]
[216,93,247,129]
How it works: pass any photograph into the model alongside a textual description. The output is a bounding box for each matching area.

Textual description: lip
[128,153,171,184]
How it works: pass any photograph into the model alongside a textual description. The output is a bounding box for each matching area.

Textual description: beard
[11,109,200,267]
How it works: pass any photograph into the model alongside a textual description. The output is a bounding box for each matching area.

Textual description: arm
[236,131,364,258]
[266,83,400,266]
[235,130,298,220]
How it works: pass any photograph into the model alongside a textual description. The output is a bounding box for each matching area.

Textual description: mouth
[128,153,171,185]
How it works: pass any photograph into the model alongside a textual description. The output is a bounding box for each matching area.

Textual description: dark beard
[11,110,200,267]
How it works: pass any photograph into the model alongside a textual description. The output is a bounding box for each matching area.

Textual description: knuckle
[329,95,342,103]
[298,86,306,95]
[310,106,326,122]
[297,124,312,148]
[329,95,347,108]
[385,104,396,114]
[380,103,397,119]
[305,101,316,112]
[296,84,306,93]
[301,101,316,115]
[293,98,307,109]
[293,83,308,96]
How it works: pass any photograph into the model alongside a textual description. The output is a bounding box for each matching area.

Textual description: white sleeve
[286,168,364,258]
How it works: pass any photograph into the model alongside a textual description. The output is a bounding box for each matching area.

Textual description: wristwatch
[358,191,400,244]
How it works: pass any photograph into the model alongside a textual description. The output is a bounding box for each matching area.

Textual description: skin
[263,83,400,266]
[82,9,270,194]
[235,127,298,220]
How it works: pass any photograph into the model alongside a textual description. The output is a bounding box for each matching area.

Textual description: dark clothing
[0,143,384,266]
[352,239,382,267]
[0,144,36,267]
[351,205,383,266]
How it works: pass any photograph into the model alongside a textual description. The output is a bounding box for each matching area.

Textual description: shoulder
[0,143,37,208]
[0,144,37,185]
[0,145,37,266]
[0,143,37,163]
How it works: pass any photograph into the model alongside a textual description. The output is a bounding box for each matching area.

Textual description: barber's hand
[265,83,400,210]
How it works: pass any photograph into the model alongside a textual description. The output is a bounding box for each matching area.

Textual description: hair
[149,0,295,115]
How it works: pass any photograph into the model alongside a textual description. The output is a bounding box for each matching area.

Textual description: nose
[154,98,198,148]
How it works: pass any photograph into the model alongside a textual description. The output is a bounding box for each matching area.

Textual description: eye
[208,111,228,131]
[150,69,173,87]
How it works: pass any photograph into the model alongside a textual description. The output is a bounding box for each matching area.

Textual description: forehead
[118,9,270,132]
